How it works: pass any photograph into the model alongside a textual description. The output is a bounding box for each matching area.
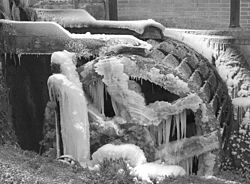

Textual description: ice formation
[89,81,105,115]
[48,74,90,162]
[92,144,147,167]
[149,93,202,117]
[48,50,90,163]
[131,163,186,183]
[94,57,158,125]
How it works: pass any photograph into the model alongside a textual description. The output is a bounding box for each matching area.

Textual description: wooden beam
[155,131,219,164]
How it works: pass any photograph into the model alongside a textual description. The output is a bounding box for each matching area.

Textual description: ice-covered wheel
[76,36,232,176]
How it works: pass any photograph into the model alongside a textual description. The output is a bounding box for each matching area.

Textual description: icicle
[104,83,108,100]
[234,85,238,98]
[90,81,105,115]
[171,116,176,137]
[165,116,171,143]
[207,40,210,48]
[111,97,119,116]
[184,157,193,175]
[55,105,60,158]
[97,81,105,115]
[18,53,21,65]
[216,43,220,56]
[243,107,250,125]
[238,106,242,124]
[212,42,215,49]
[189,157,193,175]
[219,43,223,51]
[4,53,7,65]
[158,122,163,146]
[13,54,16,66]
[243,105,248,112]
[180,110,187,138]
[152,83,154,94]
[186,159,189,175]
[176,114,180,140]
[162,120,166,144]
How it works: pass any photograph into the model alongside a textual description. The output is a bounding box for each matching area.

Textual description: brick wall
[240,0,250,29]
[118,0,231,29]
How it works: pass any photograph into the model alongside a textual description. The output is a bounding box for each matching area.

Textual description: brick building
[117,0,250,29]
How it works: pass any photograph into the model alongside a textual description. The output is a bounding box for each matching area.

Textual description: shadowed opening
[4,54,51,152]
[129,77,180,105]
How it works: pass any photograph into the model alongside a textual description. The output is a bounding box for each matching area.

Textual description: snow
[204,176,240,184]
[36,9,164,34]
[131,163,186,183]
[146,68,190,95]
[71,33,152,51]
[163,74,190,95]
[0,19,72,38]
[94,19,164,34]
[51,50,81,88]
[48,74,90,163]
[149,93,203,117]
[200,103,209,122]
[92,144,147,168]
[242,109,250,125]
[35,9,96,27]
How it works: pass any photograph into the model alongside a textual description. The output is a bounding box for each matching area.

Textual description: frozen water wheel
[78,37,231,176]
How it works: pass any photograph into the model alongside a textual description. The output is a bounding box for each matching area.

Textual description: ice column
[48,51,90,163]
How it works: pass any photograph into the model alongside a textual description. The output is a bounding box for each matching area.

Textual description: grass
[0,144,249,184]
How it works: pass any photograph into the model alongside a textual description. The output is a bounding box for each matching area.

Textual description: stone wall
[117,0,249,29]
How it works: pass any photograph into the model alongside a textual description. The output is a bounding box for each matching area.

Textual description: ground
[0,144,249,184]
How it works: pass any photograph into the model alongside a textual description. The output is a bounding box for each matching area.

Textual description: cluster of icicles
[88,80,126,118]
[156,111,187,145]
[88,76,195,174]
[155,111,195,175]
[231,85,250,126]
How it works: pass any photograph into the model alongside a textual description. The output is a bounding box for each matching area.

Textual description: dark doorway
[4,54,51,152]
